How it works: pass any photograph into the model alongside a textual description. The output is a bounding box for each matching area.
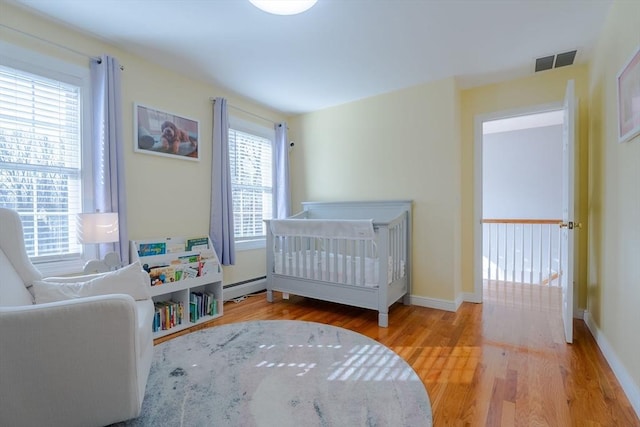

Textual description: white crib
[265,200,412,327]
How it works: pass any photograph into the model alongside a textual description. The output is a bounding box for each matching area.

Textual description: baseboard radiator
[223,277,266,301]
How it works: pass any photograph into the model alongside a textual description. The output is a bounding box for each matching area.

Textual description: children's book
[138,242,166,257]
[186,237,209,251]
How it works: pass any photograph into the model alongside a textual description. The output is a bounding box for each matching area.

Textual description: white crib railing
[482,219,562,286]
[273,235,378,286]
[268,213,407,287]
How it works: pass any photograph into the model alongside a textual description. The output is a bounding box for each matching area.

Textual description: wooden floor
[156,282,639,426]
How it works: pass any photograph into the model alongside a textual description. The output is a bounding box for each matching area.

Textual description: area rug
[117,320,432,426]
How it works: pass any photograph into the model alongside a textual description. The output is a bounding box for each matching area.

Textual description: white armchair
[0,207,154,427]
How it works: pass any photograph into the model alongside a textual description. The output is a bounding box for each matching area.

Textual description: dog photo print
[135,104,199,160]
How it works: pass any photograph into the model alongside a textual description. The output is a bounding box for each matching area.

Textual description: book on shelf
[138,242,166,257]
[189,302,197,323]
[136,236,209,258]
[199,258,219,276]
[189,291,217,322]
[186,237,209,251]
[166,242,185,253]
[152,300,184,332]
[178,254,200,263]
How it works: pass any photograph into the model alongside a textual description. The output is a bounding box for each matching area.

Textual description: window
[228,118,274,248]
[0,43,91,272]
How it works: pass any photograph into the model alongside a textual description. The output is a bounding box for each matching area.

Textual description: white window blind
[228,127,273,241]
[0,64,83,261]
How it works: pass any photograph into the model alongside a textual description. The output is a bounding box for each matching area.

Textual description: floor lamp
[77,212,121,274]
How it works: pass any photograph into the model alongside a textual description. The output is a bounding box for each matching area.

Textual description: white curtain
[210,98,236,265]
[274,122,291,219]
[90,55,128,263]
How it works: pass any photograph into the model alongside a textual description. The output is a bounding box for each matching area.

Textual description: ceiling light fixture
[249,0,317,15]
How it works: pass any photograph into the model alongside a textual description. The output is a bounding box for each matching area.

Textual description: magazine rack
[130,236,223,338]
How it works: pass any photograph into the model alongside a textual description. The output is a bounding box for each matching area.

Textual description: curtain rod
[0,23,124,70]
[210,97,278,126]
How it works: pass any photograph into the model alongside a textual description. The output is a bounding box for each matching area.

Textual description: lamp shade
[77,212,119,244]
[249,0,317,15]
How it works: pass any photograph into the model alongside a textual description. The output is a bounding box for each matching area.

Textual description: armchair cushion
[1,295,153,427]
[0,251,34,306]
[32,261,151,304]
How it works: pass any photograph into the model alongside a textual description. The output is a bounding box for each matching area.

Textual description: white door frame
[472,101,564,303]
[561,79,576,343]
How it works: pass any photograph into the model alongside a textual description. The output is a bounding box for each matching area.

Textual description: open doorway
[475,106,565,311]
[474,81,577,344]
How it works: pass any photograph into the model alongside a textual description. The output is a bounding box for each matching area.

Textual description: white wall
[483,125,563,219]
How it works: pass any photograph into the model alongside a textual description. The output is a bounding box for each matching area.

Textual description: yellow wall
[587,0,640,399]
[0,2,284,285]
[460,65,591,308]
[288,64,592,307]
[288,78,462,303]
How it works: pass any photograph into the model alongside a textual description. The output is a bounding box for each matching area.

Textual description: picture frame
[617,45,640,143]
[134,103,200,160]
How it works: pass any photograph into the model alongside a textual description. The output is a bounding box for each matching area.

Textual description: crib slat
[324,238,330,282]
[302,236,308,278]
[288,236,293,276]
[391,224,397,282]
[311,237,316,279]
[280,237,287,274]
[395,224,399,281]
[284,236,289,275]
[338,239,348,283]
[317,237,322,280]
[293,236,298,277]
[400,221,404,278]
[398,222,403,279]
[359,239,365,286]
[348,240,354,285]
[332,239,338,282]
[396,223,400,280]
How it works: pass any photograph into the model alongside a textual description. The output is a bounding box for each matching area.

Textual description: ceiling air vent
[535,50,577,72]
[535,55,555,72]
[555,50,577,68]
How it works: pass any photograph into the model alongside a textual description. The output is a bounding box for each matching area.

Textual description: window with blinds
[0,64,83,261]
[228,127,273,241]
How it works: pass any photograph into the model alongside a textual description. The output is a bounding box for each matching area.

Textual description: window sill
[235,239,266,251]
[34,259,86,277]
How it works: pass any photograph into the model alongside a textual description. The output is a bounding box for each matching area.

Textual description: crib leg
[403,294,411,305]
[266,289,273,303]
[378,312,389,328]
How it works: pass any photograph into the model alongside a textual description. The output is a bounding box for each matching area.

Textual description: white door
[560,79,576,344]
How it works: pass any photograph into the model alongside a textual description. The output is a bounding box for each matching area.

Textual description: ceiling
[9,0,612,115]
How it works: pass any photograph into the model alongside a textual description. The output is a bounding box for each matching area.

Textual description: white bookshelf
[130,236,223,338]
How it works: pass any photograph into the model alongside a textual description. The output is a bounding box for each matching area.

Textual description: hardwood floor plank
[504,368,518,403]
[154,285,639,426]
[486,377,506,426]
[501,400,516,427]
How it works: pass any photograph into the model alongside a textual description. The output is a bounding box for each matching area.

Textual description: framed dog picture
[134,104,200,160]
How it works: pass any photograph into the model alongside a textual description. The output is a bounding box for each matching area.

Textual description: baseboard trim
[463,292,481,304]
[223,278,266,301]
[584,310,640,419]
[410,295,457,312]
